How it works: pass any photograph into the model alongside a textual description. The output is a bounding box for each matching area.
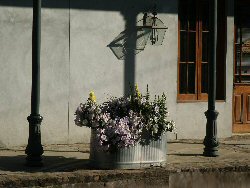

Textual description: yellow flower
[89,91,96,103]
[135,84,141,98]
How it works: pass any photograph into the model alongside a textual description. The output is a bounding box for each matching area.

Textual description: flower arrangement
[74,85,176,152]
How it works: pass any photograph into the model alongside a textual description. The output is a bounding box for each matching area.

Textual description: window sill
[234,83,250,86]
[177,100,226,103]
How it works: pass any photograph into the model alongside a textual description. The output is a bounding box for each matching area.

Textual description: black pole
[203,0,219,157]
[25,0,43,166]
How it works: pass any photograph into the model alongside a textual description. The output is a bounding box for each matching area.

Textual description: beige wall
[0,0,234,147]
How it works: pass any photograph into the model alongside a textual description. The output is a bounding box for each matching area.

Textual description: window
[234,0,250,84]
[178,0,226,101]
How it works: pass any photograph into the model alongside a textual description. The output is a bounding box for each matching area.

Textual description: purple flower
[74,87,175,152]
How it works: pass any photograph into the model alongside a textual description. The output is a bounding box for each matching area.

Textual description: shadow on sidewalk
[0,155,92,173]
[168,153,203,157]
[168,140,203,144]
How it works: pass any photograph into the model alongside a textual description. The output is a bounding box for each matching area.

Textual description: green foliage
[129,85,176,144]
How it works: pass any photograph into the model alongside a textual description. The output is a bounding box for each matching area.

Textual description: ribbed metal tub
[89,130,167,169]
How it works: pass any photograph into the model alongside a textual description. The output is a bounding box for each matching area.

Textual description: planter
[89,129,167,169]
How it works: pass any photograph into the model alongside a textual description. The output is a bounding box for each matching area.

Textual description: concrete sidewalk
[0,135,249,187]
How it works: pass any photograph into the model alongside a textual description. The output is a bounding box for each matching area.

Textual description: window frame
[177,0,226,102]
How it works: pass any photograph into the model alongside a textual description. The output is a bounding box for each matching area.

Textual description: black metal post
[25,0,43,166]
[203,0,219,157]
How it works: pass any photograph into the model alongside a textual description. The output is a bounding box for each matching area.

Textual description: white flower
[154,105,159,113]
[100,134,107,141]
[166,123,170,130]
[102,113,110,123]
[141,97,146,103]
[154,116,158,123]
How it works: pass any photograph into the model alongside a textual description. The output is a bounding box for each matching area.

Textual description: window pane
[180,63,187,94]
[241,76,250,83]
[180,31,187,62]
[235,27,250,83]
[241,28,250,78]
[189,32,196,62]
[180,31,196,62]
[237,28,241,44]
[242,28,250,43]
[179,63,196,94]
[188,63,196,94]
[236,44,241,75]
[179,0,188,30]
[241,53,250,75]
[201,1,209,31]
[202,32,209,62]
[180,19,188,31]
[201,63,208,93]
[188,0,196,30]
[235,75,240,83]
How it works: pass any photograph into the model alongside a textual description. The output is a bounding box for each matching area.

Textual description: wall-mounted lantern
[141,12,168,46]
[108,11,168,60]
[107,27,151,60]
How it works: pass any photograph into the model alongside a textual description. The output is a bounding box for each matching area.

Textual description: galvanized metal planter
[89,130,167,169]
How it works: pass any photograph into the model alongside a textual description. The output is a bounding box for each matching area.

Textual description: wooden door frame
[233,86,250,133]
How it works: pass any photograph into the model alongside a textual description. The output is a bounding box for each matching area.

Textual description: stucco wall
[0,0,234,147]
[0,2,70,148]
[0,6,32,147]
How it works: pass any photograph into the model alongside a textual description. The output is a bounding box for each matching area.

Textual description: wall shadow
[0,0,178,97]
[0,0,177,96]
[122,12,137,95]
[0,0,177,14]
